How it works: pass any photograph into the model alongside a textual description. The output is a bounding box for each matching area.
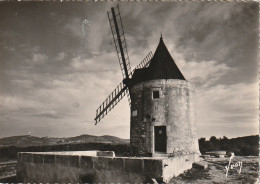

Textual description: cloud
[64,18,84,38]
[0,94,43,111]
[69,51,123,74]
[32,53,48,64]
[167,44,234,88]
[33,111,67,120]
[11,79,33,89]
[56,52,67,61]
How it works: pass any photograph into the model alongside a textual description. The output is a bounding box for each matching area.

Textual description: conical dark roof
[131,37,185,85]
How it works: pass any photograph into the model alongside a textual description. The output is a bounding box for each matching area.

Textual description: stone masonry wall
[16,152,164,183]
[16,151,200,183]
[130,79,200,156]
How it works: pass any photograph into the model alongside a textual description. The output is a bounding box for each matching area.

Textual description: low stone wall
[162,154,200,180]
[17,151,200,183]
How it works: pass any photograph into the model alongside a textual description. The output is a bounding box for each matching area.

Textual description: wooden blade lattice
[95,82,128,125]
[108,5,132,79]
[130,51,153,76]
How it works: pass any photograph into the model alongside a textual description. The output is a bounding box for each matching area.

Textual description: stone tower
[130,37,200,157]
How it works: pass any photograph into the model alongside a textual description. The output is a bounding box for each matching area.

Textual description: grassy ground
[170,156,259,184]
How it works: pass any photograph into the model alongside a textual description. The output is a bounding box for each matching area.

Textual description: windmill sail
[94,52,153,125]
[130,51,153,75]
[107,5,132,79]
[95,82,128,125]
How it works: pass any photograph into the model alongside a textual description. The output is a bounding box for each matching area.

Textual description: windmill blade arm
[95,82,128,125]
[108,5,132,79]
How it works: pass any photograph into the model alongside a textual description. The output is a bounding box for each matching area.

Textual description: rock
[201,155,211,158]
[192,161,208,170]
[218,155,225,158]
[205,151,226,157]
[96,151,115,157]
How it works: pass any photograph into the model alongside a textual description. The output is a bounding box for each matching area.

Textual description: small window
[153,91,160,99]
[132,110,137,117]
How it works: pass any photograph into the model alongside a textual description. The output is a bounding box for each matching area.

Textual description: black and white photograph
[0,1,258,183]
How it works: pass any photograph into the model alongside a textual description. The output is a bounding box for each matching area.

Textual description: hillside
[0,134,129,148]
[0,134,258,156]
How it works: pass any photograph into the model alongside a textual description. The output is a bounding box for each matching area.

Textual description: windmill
[94,5,200,157]
[94,5,153,125]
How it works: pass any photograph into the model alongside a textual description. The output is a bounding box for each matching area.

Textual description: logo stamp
[225,155,242,177]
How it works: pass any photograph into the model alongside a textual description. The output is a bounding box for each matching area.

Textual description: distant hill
[0,134,129,148]
[0,134,257,156]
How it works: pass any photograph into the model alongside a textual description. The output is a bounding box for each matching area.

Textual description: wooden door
[154,126,166,152]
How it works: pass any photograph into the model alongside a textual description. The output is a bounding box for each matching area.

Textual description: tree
[199,138,206,144]
[222,136,228,140]
[210,136,217,142]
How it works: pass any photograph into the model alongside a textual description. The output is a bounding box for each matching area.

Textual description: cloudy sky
[0,2,258,139]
